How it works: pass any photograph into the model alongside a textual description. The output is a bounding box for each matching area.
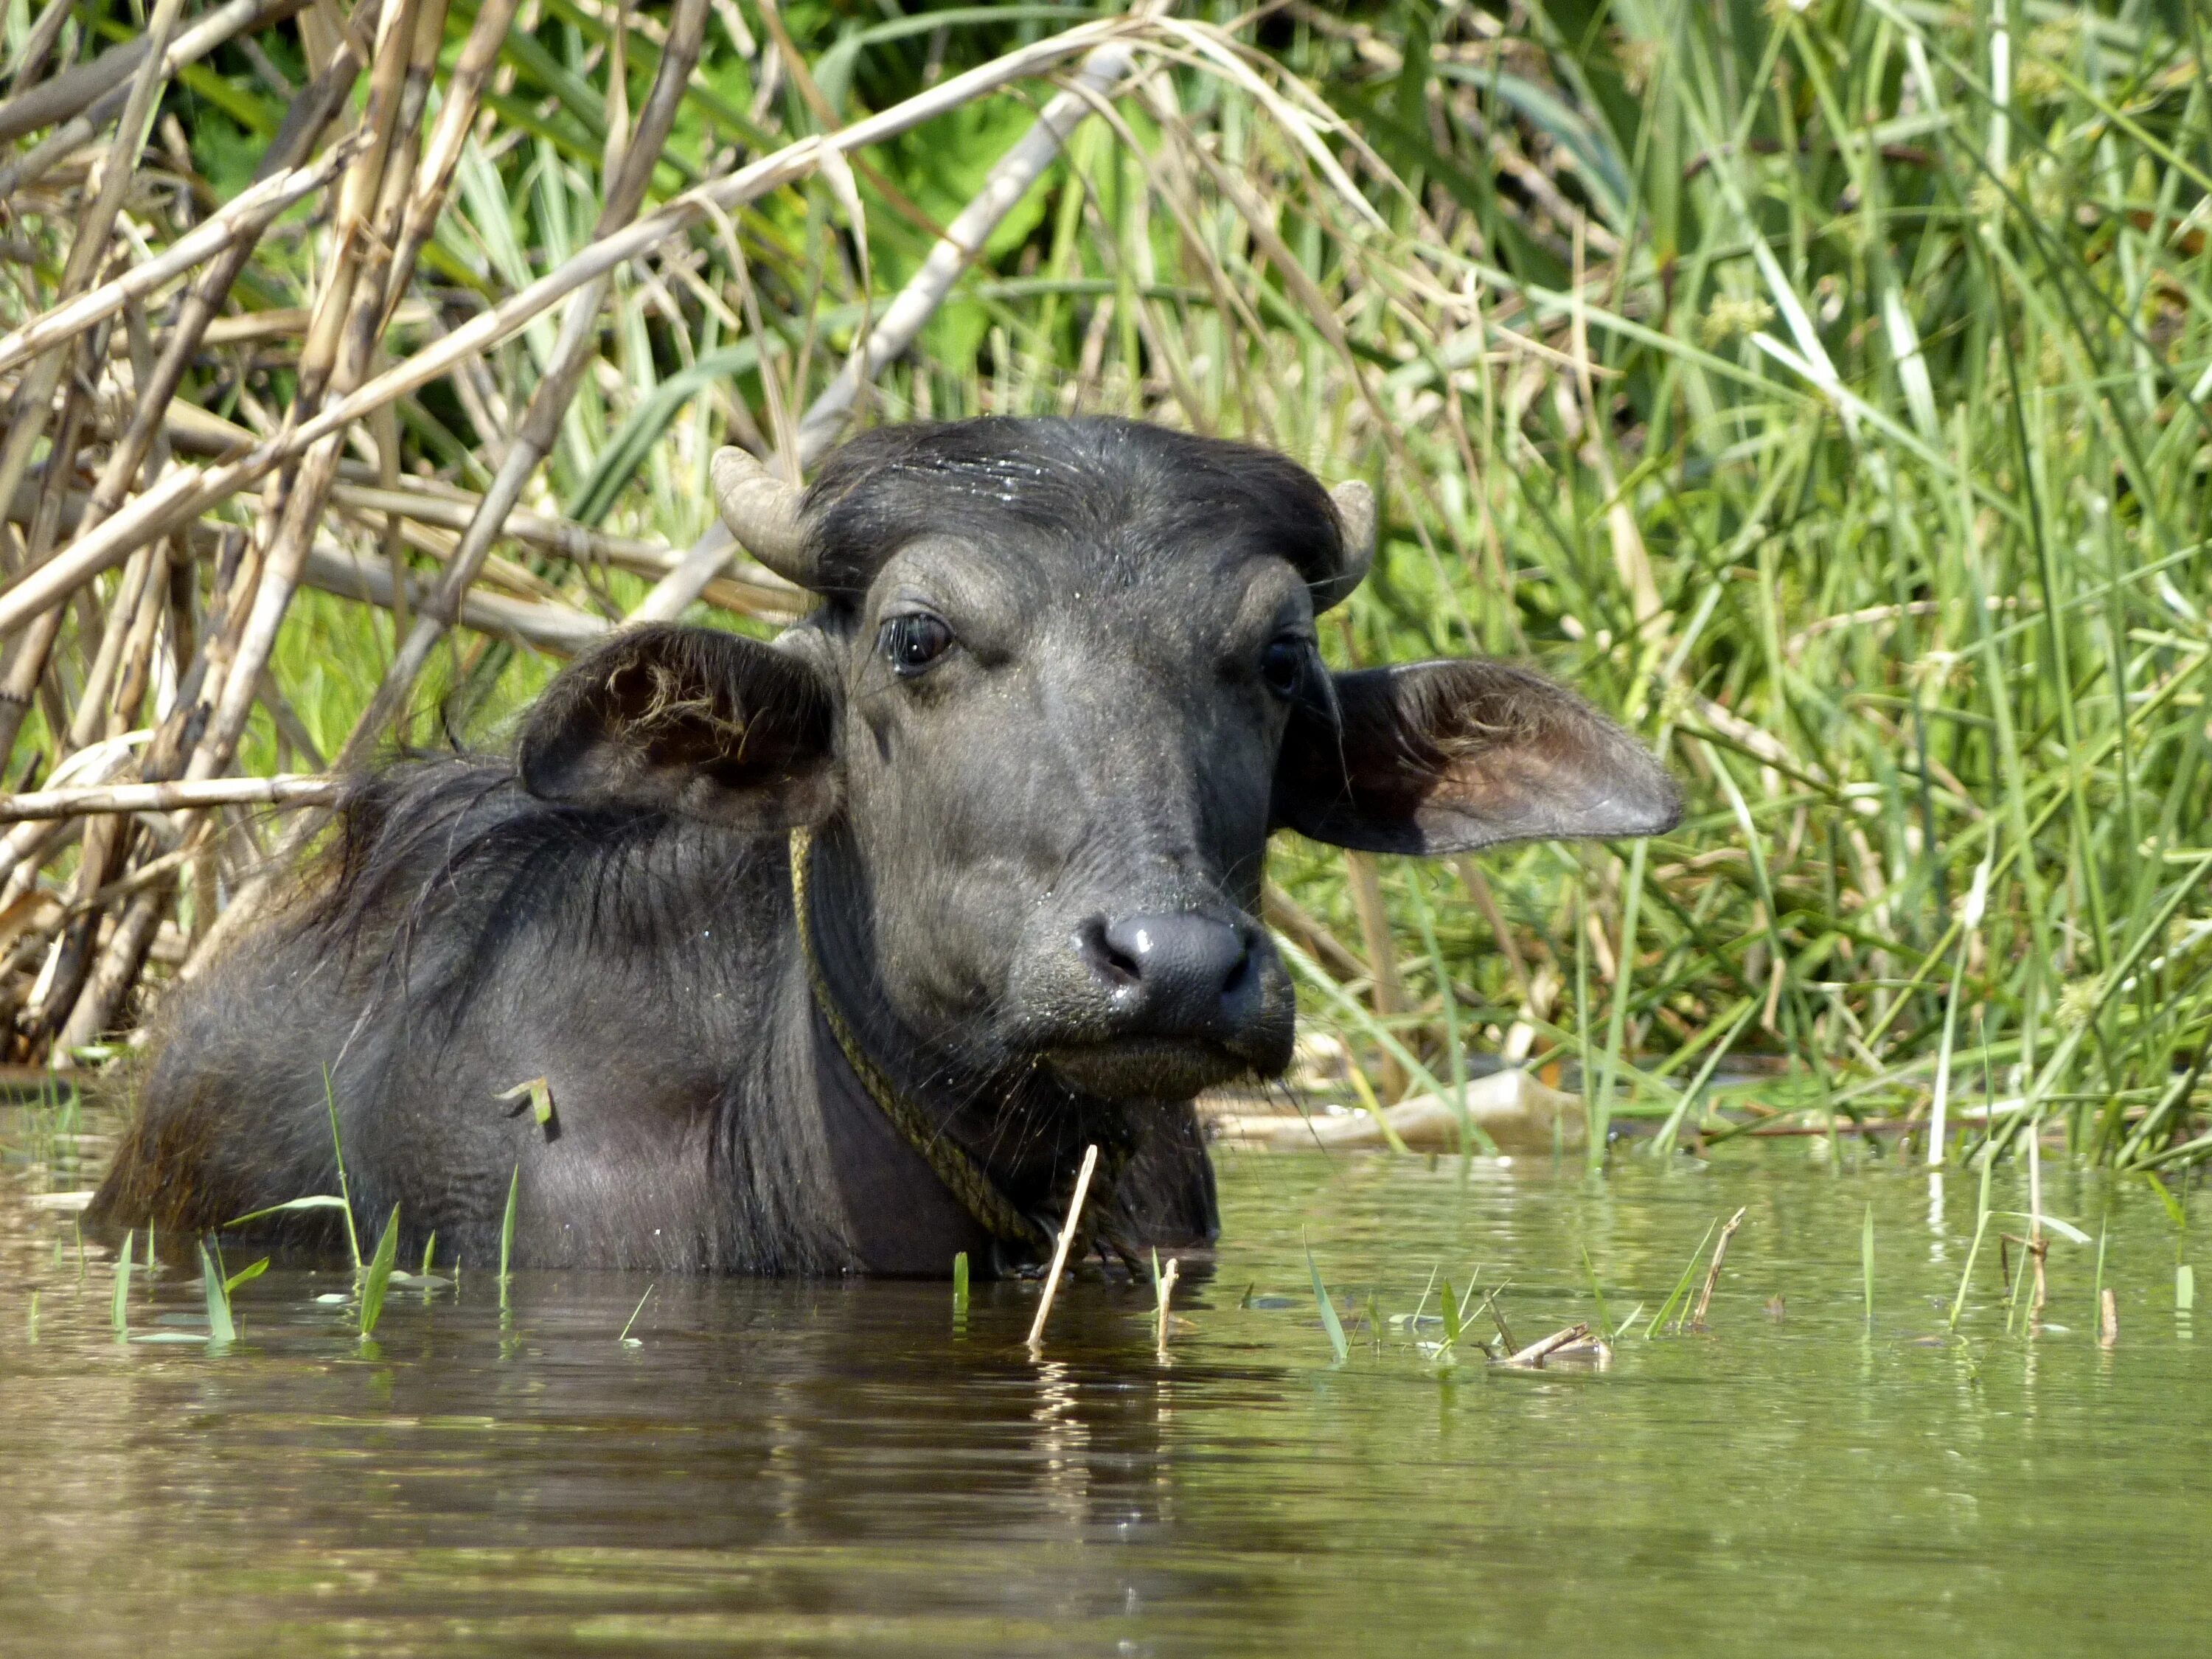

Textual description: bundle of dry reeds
[0,0,1352,1065]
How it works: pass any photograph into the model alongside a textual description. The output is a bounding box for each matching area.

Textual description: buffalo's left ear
[1272,661,1680,855]
[518,623,837,830]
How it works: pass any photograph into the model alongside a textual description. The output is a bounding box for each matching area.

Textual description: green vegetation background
[24,0,2212,1163]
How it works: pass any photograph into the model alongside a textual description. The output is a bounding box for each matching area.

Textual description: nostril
[1096,912,1259,1029]
[1220,939,1253,998]
[1074,916,1140,987]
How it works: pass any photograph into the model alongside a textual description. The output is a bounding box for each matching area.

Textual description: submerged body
[92,417,1676,1275]
[97,760,1213,1272]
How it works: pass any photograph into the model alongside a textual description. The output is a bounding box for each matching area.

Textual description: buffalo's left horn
[1312,479,1376,612]
[711,446,815,589]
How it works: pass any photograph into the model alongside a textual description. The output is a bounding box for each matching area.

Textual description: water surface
[2,1108,2204,1657]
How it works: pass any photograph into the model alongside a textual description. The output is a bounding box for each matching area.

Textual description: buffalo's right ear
[1272,660,1680,855]
[518,623,836,830]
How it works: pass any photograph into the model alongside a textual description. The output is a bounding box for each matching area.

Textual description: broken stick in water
[2100,1287,2119,1349]
[1690,1206,1749,1331]
[1500,1322,1592,1368]
[1155,1256,1180,1361]
[1024,1142,1099,1355]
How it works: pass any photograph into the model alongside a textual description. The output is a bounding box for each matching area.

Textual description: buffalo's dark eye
[880,613,955,677]
[1260,636,1308,698]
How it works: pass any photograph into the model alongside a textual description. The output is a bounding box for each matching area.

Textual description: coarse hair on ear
[518,623,838,830]
[1272,659,1680,855]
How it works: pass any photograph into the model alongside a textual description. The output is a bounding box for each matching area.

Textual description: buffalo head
[518,417,1678,1101]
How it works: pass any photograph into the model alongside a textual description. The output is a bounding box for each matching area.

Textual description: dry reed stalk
[322,0,709,777]
[1154,1255,1180,1360]
[1262,880,1367,981]
[794,38,1138,462]
[1502,1322,1592,1367]
[5,0,83,97]
[378,0,520,330]
[1455,857,1535,1009]
[0,775,338,822]
[0,15,1145,640]
[0,0,311,195]
[628,35,1140,626]
[13,10,380,1041]
[1025,1141,1101,1354]
[33,29,369,792]
[1688,1206,1750,1331]
[4,0,192,1046]
[0,0,183,538]
[323,481,800,612]
[189,0,426,797]
[0,147,355,379]
[1343,852,1407,1091]
[299,538,611,653]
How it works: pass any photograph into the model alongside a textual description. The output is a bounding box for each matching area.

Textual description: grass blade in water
[951,1250,970,1321]
[224,1194,350,1228]
[358,1204,400,1338]
[1582,1246,1613,1338]
[1646,1220,1719,1338]
[498,1163,519,1312]
[1304,1236,1349,1364]
[198,1240,236,1346]
[618,1283,654,1348]
[1863,1203,1875,1325]
[109,1228,133,1334]
[322,1065,361,1270]
[224,1257,268,1295]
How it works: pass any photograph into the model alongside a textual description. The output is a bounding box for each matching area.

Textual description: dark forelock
[799,417,1345,599]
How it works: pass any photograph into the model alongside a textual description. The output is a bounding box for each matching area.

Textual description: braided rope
[789,826,1049,1253]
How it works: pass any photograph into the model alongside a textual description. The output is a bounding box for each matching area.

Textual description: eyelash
[1260,635,1312,699]
[880,613,955,677]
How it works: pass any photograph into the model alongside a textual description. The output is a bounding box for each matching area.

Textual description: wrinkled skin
[815,465,1312,1102]
[91,417,1679,1276]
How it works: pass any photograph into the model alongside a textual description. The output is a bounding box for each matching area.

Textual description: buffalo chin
[1043,1037,1262,1102]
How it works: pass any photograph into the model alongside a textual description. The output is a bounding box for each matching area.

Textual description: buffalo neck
[793,822,1135,1242]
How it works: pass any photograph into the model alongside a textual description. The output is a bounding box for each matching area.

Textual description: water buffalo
[89,417,1678,1275]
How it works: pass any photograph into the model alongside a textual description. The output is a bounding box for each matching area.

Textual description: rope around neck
[789,825,1052,1256]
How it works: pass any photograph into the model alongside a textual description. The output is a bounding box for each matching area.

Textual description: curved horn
[711,446,815,588]
[1312,479,1375,612]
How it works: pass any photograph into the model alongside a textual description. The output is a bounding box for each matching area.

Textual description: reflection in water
[2,1116,2209,1658]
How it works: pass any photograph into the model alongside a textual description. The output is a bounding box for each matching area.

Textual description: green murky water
[2,1105,2206,1657]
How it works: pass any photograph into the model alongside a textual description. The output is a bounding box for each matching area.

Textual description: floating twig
[1501,1322,1590,1368]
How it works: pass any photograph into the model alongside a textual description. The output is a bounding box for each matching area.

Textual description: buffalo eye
[1260,635,1310,699]
[880,612,955,677]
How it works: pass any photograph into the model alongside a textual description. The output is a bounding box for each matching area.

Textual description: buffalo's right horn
[711,446,815,589]
[1311,479,1376,612]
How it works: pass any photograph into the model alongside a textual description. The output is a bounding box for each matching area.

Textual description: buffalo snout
[1074,912,1264,1040]
[1020,903,1293,1099]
